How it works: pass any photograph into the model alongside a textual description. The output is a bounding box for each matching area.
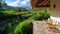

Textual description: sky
[5,0,30,7]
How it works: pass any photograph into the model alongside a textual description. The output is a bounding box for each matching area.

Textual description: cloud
[7,0,20,6]
[7,0,30,7]
[20,0,30,6]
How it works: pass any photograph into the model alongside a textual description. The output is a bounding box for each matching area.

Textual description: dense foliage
[0,7,50,34]
[34,8,50,20]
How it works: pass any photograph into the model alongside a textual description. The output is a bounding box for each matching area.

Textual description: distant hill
[8,6,31,10]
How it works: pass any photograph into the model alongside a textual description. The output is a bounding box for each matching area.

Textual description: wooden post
[50,0,60,30]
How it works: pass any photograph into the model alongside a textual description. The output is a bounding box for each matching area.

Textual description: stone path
[33,21,60,34]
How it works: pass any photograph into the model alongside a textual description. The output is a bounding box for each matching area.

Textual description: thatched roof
[30,0,50,9]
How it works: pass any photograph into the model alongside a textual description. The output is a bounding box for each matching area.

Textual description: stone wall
[33,21,60,34]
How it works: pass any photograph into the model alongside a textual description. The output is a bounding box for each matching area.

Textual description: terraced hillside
[0,8,50,34]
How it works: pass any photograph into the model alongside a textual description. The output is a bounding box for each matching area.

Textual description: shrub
[14,21,33,34]
[20,22,33,34]
[34,9,50,20]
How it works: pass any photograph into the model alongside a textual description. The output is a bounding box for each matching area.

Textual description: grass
[14,14,35,34]
[0,8,50,34]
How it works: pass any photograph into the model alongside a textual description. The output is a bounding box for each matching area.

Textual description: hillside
[0,8,50,34]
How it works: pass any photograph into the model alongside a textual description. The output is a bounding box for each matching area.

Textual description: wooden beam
[30,0,50,9]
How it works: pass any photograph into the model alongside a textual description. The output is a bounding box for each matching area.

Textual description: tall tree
[0,0,8,11]
[0,0,2,9]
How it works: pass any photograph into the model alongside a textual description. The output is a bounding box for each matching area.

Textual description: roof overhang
[30,0,50,9]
